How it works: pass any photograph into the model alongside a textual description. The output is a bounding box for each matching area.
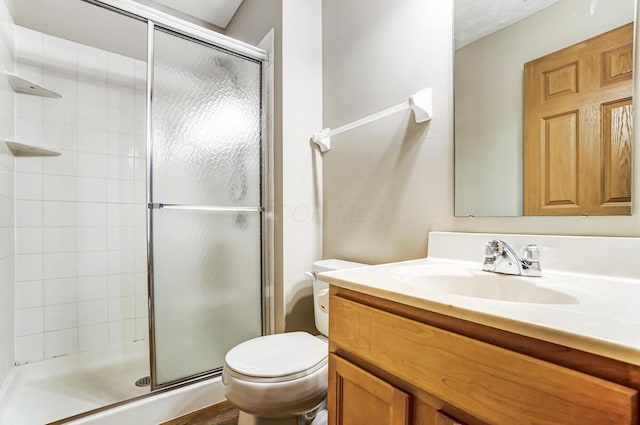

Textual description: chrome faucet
[482,239,542,277]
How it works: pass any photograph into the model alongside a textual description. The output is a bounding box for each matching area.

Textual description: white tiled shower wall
[0,0,15,383]
[13,26,148,364]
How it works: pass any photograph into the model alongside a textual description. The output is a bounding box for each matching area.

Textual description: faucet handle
[521,244,542,276]
[522,244,540,262]
[484,240,502,259]
[483,240,504,270]
[486,239,504,254]
[482,242,497,271]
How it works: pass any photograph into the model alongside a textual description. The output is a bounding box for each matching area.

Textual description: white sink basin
[392,264,579,304]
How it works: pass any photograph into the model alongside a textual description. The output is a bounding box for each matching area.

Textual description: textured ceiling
[149,0,244,28]
[455,0,562,49]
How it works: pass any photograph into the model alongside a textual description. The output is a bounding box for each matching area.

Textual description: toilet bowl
[222,259,366,425]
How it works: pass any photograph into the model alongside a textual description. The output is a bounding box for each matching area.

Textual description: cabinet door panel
[329,354,409,425]
[435,412,466,425]
[413,401,469,425]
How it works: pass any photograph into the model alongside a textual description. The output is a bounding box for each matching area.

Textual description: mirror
[454,0,636,217]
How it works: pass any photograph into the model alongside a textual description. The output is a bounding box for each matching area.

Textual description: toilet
[222,259,366,425]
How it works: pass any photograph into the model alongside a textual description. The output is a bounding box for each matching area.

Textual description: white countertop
[320,257,640,366]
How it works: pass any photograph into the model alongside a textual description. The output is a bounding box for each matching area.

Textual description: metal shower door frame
[83,0,274,392]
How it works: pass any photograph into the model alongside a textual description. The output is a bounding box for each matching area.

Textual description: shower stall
[0,0,272,423]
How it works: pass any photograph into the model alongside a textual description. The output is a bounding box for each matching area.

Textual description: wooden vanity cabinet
[328,286,640,425]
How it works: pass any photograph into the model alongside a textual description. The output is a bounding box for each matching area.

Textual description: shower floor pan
[0,341,149,425]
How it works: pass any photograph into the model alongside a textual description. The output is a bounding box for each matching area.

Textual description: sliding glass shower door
[148,27,263,388]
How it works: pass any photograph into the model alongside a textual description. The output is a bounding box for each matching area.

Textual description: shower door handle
[148,203,263,212]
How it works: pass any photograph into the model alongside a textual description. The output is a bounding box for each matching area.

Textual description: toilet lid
[224,332,328,381]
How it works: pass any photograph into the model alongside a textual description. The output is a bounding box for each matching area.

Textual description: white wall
[12,27,148,364]
[0,0,14,385]
[455,0,635,216]
[322,0,454,264]
[280,0,323,332]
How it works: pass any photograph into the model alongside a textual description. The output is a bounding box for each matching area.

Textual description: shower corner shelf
[4,71,62,98]
[5,141,61,157]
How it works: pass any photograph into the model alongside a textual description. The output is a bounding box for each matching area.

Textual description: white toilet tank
[311,259,367,336]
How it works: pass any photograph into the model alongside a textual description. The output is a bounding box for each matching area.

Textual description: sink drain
[135,376,151,387]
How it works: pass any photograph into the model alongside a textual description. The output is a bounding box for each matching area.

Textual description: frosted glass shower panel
[150,28,264,387]
[152,209,262,385]
[152,29,262,207]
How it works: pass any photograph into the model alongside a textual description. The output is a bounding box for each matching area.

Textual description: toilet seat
[222,332,329,418]
[224,332,328,383]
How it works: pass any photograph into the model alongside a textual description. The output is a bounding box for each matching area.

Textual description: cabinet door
[413,400,469,425]
[329,354,409,425]
[435,412,466,425]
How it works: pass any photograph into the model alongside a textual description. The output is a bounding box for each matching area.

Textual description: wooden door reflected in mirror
[524,23,633,216]
[454,0,636,218]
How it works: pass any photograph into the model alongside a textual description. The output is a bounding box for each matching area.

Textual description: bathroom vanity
[321,232,640,425]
